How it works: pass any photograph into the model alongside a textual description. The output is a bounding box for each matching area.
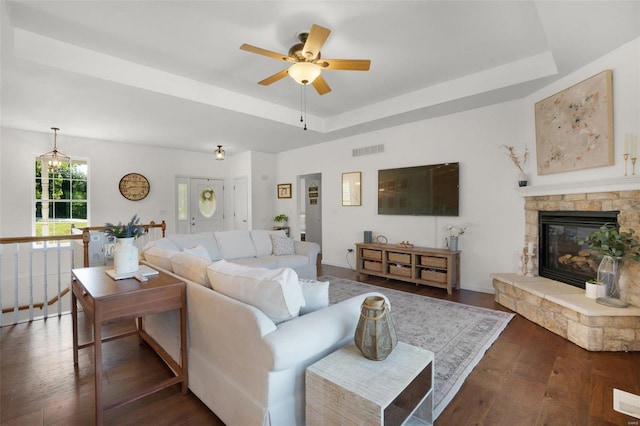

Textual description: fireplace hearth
[538,211,619,288]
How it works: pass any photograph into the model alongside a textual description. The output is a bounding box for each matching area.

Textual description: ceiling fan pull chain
[300,84,304,124]
[303,84,308,131]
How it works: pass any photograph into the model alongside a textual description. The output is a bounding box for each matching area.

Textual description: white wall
[276,101,525,292]
[275,37,640,293]
[2,37,637,294]
[0,127,234,235]
[524,37,640,187]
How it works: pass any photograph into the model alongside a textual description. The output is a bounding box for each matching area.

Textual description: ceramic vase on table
[113,237,139,275]
[354,296,397,361]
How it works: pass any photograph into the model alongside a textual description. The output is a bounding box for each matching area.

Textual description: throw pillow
[214,231,257,260]
[206,260,305,324]
[271,234,295,256]
[298,279,329,315]
[143,246,179,271]
[184,244,211,261]
[171,252,213,287]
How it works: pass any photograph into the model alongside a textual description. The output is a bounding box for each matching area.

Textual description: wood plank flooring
[1,264,639,425]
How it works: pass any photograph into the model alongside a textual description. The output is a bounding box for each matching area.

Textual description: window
[35,158,88,236]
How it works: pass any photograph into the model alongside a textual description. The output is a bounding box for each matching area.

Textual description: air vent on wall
[352,144,385,157]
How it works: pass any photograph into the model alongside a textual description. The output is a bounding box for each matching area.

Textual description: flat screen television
[378,162,459,216]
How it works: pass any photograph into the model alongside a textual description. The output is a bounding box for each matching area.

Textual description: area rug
[322,275,514,419]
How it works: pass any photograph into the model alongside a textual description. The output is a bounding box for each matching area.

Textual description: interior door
[233,176,248,230]
[190,178,224,233]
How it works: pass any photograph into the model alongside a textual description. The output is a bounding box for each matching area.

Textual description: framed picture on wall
[277,183,292,199]
[534,70,614,175]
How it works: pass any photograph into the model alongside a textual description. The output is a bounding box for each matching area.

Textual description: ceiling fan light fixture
[214,145,225,160]
[288,62,321,85]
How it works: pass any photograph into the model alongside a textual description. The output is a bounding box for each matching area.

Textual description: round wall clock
[119,173,150,201]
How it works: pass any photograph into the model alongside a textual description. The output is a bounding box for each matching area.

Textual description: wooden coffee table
[71,266,187,426]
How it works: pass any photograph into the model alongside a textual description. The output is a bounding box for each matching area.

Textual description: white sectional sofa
[140,232,384,426]
[143,229,320,279]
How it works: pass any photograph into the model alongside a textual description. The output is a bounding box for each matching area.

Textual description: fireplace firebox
[538,211,619,288]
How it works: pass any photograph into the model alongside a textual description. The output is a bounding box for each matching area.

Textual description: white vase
[585,282,606,299]
[449,236,458,251]
[518,171,528,187]
[114,237,139,275]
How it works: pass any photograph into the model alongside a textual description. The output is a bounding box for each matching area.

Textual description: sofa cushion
[168,232,222,260]
[143,238,180,252]
[206,260,305,324]
[251,230,286,257]
[271,234,295,256]
[274,255,309,269]
[214,231,257,260]
[230,257,278,269]
[171,252,213,287]
[184,244,211,260]
[298,279,329,315]
[143,246,179,271]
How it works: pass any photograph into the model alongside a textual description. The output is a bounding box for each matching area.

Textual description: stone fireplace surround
[493,182,640,351]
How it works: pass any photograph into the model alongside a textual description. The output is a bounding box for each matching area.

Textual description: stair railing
[0,220,166,326]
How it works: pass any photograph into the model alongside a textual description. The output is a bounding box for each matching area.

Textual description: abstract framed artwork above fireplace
[538,210,619,288]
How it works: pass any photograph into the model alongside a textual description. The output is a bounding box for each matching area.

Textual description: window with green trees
[35,158,88,236]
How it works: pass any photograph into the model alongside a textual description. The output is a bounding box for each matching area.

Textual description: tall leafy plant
[578,225,640,262]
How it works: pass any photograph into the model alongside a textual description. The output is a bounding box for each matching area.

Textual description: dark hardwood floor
[2,264,639,425]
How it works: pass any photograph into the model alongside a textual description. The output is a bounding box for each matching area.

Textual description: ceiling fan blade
[302,24,331,60]
[240,43,293,62]
[258,69,289,86]
[312,74,331,95]
[317,59,371,71]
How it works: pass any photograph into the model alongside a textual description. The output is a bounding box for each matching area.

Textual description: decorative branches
[500,145,529,173]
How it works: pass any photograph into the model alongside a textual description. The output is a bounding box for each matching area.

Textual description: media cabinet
[355,243,460,294]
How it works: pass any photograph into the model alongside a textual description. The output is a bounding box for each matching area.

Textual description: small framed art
[277,183,292,199]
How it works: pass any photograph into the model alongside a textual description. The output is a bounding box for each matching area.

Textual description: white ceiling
[1,1,638,156]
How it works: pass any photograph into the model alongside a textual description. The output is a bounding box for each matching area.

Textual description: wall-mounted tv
[378,162,459,216]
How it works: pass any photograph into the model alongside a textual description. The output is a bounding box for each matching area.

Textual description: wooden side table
[71,266,187,426]
[306,342,434,426]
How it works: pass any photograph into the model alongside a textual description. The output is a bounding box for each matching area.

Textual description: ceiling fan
[240,24,371,95]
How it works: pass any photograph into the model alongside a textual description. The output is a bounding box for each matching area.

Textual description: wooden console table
[356,243,460,294]
[71,266,187,425]
[306,342,434,425]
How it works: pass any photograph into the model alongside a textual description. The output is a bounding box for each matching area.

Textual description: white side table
[306,342,434,426]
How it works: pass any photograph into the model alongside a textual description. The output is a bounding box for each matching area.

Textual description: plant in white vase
[446,223,469,251]
[103,214,145,275]
[274,214,289,227]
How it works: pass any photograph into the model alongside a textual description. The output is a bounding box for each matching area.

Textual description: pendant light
[41,127,70,171]
[214,145,225,160]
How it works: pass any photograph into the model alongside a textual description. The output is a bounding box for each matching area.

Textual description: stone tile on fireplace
[492,273,640,351]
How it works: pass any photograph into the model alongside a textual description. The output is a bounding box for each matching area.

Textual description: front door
[190,178,224,233]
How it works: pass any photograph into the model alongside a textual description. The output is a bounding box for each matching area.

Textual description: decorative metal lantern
[354,296,397,361]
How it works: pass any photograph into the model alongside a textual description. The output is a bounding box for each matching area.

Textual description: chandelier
[41,127,70,170]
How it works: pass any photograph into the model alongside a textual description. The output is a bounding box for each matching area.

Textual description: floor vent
[353,144,385,157]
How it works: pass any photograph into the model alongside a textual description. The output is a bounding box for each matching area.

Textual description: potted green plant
[578,225,640,300]
[578,225,640,261]
[274,214,289,226]
[584,278,606,299]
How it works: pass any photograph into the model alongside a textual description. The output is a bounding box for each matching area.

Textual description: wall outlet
[347,248,354,253]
